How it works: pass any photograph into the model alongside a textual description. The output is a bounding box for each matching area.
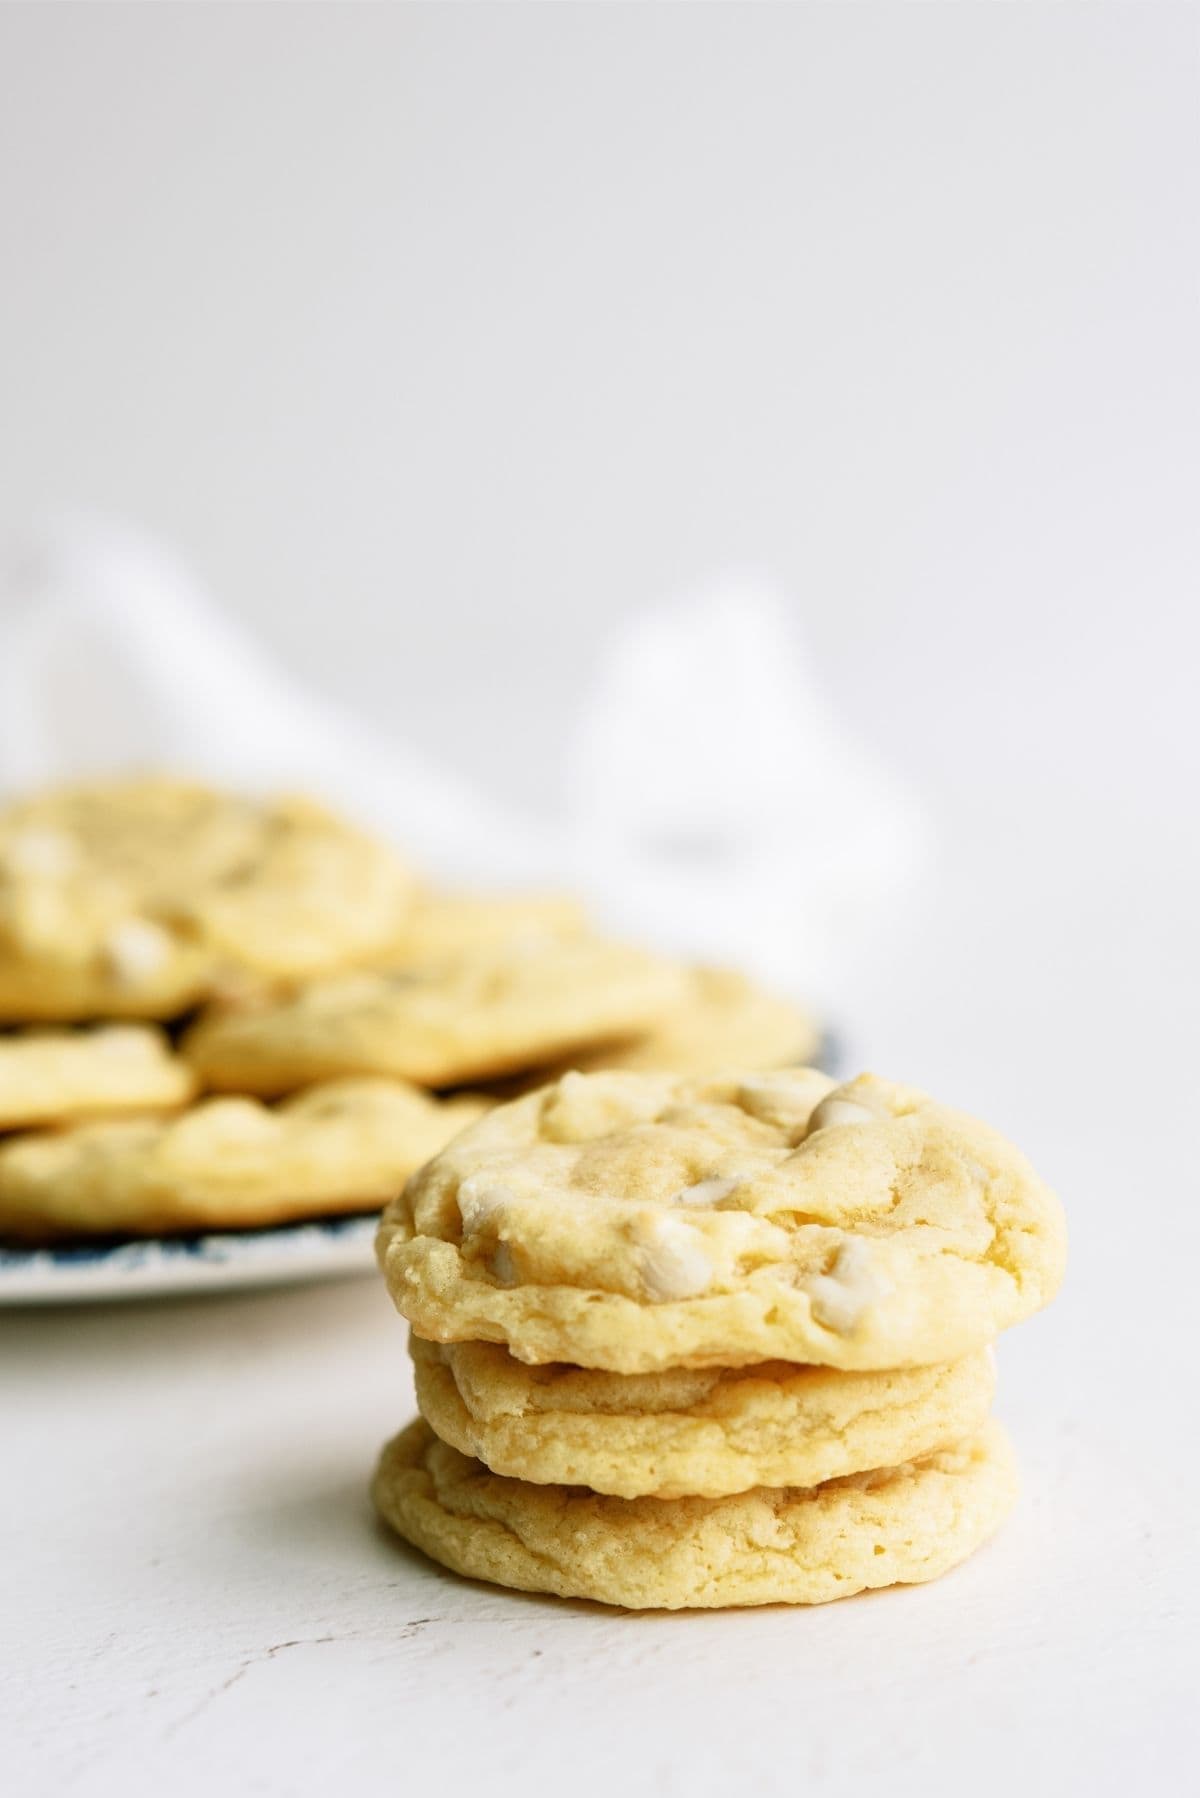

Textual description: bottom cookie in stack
[373,1411,1017,1611]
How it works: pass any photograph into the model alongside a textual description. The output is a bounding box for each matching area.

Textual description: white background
[1,6,1197,1795]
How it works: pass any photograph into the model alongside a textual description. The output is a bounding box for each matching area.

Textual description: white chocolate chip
[94,1026,158,1059]
[806,1094,884,1135]
[538,1068,625,1144]
[457,1177,517,1235]
[805,1237,888,1334]
[738,1072,834,1134]
[638,1214,714,1302]
[103,919,172,986]
[489,1242,519,1286]
[3,828,79,878]
[672,1176,742,1209]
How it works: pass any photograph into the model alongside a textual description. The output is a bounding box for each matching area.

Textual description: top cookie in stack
[378,1067,1065,1372]
[372,1066,1066,1609]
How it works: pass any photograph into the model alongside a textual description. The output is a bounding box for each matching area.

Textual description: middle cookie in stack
[374,1067,1066,1610]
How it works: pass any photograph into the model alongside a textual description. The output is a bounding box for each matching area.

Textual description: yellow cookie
[184,939,688,1095]
[564,966,821,1077]
[384,891,587,967]
[411,1335,995,1499]
[0,1025,196,1131]
[0,1077,487,1240]
[493,965,822,1095]
[373,1417,1018,1610]
[379,1067,1066,1372]
[0,777,415,1020]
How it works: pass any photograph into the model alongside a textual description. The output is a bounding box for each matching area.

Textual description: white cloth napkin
[0,519,926,998]
[567,575,927,1000]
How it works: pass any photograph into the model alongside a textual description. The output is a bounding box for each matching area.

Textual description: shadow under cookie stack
[0,777,820,1245]
[374,1068,1066,1610]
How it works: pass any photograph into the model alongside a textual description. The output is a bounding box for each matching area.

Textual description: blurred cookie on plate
[0,1024,196,1132]
[0,777,416,1020]
[383,891,587,967]
[183,937,688,1094]
[501,965,822,1091]
[0,1076,487,1240]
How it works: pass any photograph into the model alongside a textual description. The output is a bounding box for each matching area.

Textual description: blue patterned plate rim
[0,1212,378,1304]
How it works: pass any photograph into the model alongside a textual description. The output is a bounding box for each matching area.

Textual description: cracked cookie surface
[0,1024,196,1131]
[379,1066,1066,1372]
[0,1077,486,1239]
[411,1335,995,1498]
[0,777,415,1020]
[373,1416,1017,1609]
[184,939,687,1094]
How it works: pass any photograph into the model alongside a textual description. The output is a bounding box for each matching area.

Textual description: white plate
[0,1214,378,1304]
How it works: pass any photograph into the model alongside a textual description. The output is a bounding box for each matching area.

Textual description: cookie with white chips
[0,777,415,1021]
[378,1067,1066,1373]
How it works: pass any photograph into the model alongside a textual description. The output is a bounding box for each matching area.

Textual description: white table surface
[4,800,1197,1797]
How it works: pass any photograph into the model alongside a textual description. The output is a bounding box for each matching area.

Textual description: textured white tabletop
[4,801,1195,1798]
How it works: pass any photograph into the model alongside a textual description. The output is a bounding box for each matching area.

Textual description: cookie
[411,1335,995,1498]
[183,939,688,1095]
[0,778,415,1020]
[0,1025,196,1132]
[384,891,587,967]
[511,966,821,1084]
[0,1077,487,1240]
[372,1417,1017,1609]
[379,1067,1066,1372]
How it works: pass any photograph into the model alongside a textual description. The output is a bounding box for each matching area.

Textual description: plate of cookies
[0,775,824,1302]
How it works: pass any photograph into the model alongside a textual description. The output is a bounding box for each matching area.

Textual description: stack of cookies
[374,1066,1066,1610]
[0,777,821,1243]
